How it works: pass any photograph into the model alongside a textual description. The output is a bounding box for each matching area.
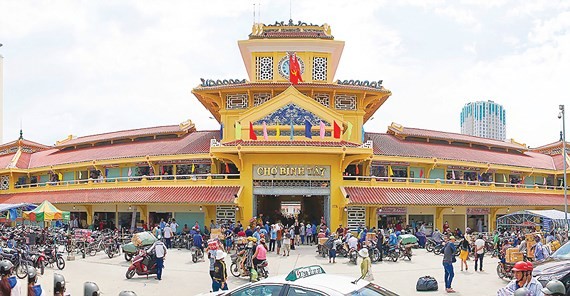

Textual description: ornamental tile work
[312,57,327,81]
[334,94,357,110]
[256,56,273,81]
[313,93,330,107]
[254,103,330,126]
[253,93,272,107]
[226,94,249,109]
[0,176,9,190]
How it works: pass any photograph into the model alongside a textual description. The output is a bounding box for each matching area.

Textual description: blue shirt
[193,233,203,247]
[389,233,398,246]
[253,231,261,242]
[160,221,166,230]
[270,229,277,240]
[245,229,253,237]
[535,242,545,261]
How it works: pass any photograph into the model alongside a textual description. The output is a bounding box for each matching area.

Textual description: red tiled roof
[552,154,569,170]
[389,126,526,151]
[345,187,566,206]
[0,186,240,204]
[27,131,218,168]
[15,152,31,169]
[222,140,361,148]
[0,154,15,169]
[367,133,556,170]
[56,125,193,148]
[0,139,51,151]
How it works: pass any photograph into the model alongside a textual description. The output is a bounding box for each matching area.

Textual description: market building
[0,21,568,234]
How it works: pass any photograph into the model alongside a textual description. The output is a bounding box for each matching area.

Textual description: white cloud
[0,1,569,148]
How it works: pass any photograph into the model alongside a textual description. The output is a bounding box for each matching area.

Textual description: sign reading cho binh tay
[253,165,330,180]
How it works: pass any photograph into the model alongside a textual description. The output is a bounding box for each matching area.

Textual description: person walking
[443,236,457,293]
[269,225,277,252]
[359,248,373,282]
[459,235,469,271]
[212,251,228,292]
[163,223,173,249]
[148,239,167,280]
[300,223,306,245]
[207,240,219,291]
[283,230,291,256]
[474,234,485,272]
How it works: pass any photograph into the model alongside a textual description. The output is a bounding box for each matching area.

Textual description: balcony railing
[342,176,566,191]
[13,174,240,190]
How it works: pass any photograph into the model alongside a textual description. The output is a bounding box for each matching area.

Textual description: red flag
[289,53,303,85]
[420,169,424,178]
[225,163,230,173]
[249,122,257,140]
[333,121,341,139]
[355,165,359,175]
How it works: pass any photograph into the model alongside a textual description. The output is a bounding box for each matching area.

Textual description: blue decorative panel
[254,103,330,126]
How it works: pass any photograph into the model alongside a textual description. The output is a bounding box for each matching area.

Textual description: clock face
[278,55,305,79]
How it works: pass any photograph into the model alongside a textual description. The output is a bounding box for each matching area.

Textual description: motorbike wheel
[126,268,136,279]
[89,247,97,256]
[496,264,506,280]
[192,254,198,263]
[259,267,268,278]
[108,249,114,259]
[65,244,71,253]
[425,242,434,253]
[434,247,442,256]
[391,252,399,262]
[124,253,133,262]
[16,263,27,279]
[372,250,380,262]
[56,257,65,270]
[230,263,240,277]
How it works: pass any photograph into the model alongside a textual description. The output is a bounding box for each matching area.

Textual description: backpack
[416,276,438,291]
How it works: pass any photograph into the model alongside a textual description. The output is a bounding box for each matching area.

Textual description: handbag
[365,271,374,281]
[452,256,457,263]
[416,276,438,291]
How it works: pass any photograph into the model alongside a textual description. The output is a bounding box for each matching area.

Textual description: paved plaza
[21,245,508,295]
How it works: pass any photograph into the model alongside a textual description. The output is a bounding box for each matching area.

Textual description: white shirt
[163,226,173,239]
[170,223,179,234]
[149,241,167,258]
[348,237,358,249]
[475,238,485,254]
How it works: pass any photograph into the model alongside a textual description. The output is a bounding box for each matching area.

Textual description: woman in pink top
[253,238,268,271]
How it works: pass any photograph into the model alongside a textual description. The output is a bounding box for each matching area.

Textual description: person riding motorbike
[0,259,19,295]
[541,279,566,295]
[389,231,400,247]
[347,234,358,252]
[84,282,101,296]
[54,273,67,296]
[27,266,43,296]
[497,261,543,296]
[432,229,444,244]
[193,231,204,253]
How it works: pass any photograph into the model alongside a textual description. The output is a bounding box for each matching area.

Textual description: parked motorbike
[425,238,437,253]
[399,244,413,261]
[104,239,120,259]
[29,251,46,275]
[125,250,157,279]
[41,246,65,270]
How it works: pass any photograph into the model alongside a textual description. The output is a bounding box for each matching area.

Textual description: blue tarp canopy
[497,210,570,231]
[0,203,38,221]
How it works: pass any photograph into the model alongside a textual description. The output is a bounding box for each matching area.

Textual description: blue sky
[0,0,569,147]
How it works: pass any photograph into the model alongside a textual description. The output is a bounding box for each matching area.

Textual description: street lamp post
[559,105,568,236]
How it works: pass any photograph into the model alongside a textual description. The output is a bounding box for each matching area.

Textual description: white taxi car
[199,265,399,296]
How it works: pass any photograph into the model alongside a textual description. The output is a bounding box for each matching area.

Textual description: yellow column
[85,205,93,226]
[138,205,148,226]
[490,208,500,232]
[436,207,445,231]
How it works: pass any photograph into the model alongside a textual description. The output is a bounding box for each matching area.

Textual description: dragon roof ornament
[249,20,333,40]
[336,79,383,89]
[200,78,248,87]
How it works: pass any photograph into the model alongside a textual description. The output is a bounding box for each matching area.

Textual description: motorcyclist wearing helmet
[27,266,43,296]
[54,273,67,296]
[0,259,20,296]
[497,261,543,296]
[84,282,101,296]
[541,279,566,296]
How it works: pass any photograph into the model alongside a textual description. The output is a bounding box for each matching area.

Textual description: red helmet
[524,261,534,271]
[512,261,528,272]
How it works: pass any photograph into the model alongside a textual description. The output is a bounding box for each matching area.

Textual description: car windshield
[551,241,570,260]
[348,283,399,296]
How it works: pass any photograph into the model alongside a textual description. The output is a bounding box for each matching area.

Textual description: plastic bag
[250,268,258,282]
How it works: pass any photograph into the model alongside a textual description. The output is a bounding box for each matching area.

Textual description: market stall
[0,203,37,222]
[23,200,70,222]
[496,210,570,232]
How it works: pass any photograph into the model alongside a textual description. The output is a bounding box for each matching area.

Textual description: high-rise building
[460,100,506,141]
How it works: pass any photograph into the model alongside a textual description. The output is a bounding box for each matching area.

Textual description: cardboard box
[510,252,524,263]
[318,237,328,245]
[210,228,224,240]
[366,233,377,241]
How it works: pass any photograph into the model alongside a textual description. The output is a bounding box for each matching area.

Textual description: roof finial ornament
[19,119,23,140]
